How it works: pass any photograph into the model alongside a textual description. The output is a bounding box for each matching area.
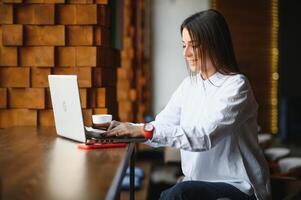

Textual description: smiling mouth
[187,60,197,64]
[187,58,197,62]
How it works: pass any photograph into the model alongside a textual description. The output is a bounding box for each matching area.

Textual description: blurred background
[1,0,301,199]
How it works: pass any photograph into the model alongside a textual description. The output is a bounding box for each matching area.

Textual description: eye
[182,45,186,48]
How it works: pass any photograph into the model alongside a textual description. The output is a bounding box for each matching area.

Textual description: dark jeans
[159,181,256,200]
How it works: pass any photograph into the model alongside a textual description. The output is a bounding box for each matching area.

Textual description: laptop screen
[48,75,86,143]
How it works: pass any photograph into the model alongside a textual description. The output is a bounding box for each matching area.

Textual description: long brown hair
[181,9,240,77]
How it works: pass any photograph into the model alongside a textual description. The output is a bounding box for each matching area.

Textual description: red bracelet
[143,123,154,139]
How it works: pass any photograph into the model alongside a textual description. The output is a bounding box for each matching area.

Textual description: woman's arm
[150,76,257,151]
[104,78,187,138]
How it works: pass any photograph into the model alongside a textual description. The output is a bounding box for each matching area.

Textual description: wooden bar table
[0,127,135,200]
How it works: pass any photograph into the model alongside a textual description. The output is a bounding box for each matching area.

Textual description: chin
[189,65,197,72]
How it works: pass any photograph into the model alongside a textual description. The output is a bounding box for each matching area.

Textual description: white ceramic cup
[92,114,112,124]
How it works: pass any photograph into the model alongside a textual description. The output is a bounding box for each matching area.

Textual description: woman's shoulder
[224,73,248,86]
[227,72,247,80]
[219,73,253,93]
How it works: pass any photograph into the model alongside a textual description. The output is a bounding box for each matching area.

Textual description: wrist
[143,123,154,139]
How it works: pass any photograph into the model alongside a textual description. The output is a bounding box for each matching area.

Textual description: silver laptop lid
[48,75,86,143]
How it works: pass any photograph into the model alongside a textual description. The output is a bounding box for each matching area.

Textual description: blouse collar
[200,71,227,84]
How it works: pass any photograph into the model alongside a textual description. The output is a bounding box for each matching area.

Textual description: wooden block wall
[135,1,151,123]
[118,4,134,121]
[0,0,120,128]
[117,0,151,122]
[2,25,23,46]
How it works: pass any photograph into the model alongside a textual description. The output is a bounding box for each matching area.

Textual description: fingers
[105,128,129,137]
[107,120,120,131]
[105,123,133,137]
[104,124,141,138]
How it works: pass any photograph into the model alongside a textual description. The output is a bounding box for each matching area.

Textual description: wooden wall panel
[94,26,110,46]
[0,4,13,24]
[76,5,97,24]
[0,88,7,108]
[8,88,45,109]
[117,0,151,122]
[38,109,54,126]
[0,109,37,128]
[0,67,30,87]
[56,5,97,25]
[24,0,64,3]
[24,25,65,46]
[95,0,108,4]
[56,5,76,24]
[15,4,55,24]
[2,25,23,46]
[56,47,76,66]
[0,0,120,128]
[52,67,92,87]
[2,0,22,3]
[0,46,18,66]
[82,109,92,126]
[56,47,97,67]
[67,0,92,3]
[20,47,54,66]
[93,108,108,114]
[79,88,87,108]
[45,88,52,109]
[66,25,93,46]
[31,68,51,87]
[76,47,97,66]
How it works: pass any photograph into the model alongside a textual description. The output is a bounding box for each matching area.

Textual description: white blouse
[147,72,270,200]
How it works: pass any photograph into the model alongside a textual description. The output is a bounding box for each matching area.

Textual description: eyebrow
[181,40,194,43]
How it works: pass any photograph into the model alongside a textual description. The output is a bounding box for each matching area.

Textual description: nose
[183,45,193,58]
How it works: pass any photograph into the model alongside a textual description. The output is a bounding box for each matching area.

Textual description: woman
[105,9,270,200]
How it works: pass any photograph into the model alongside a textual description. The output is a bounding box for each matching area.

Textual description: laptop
[48,75,147,143]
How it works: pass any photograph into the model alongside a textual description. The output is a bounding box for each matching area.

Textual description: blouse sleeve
[152,78,187,126]
[148,75,257,151]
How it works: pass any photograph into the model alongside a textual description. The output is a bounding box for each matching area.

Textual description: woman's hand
[104,122,145,138]
[92,120,121,131]
[107,120,121,130]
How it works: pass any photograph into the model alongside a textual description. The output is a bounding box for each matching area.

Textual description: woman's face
[182,28,199,72]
